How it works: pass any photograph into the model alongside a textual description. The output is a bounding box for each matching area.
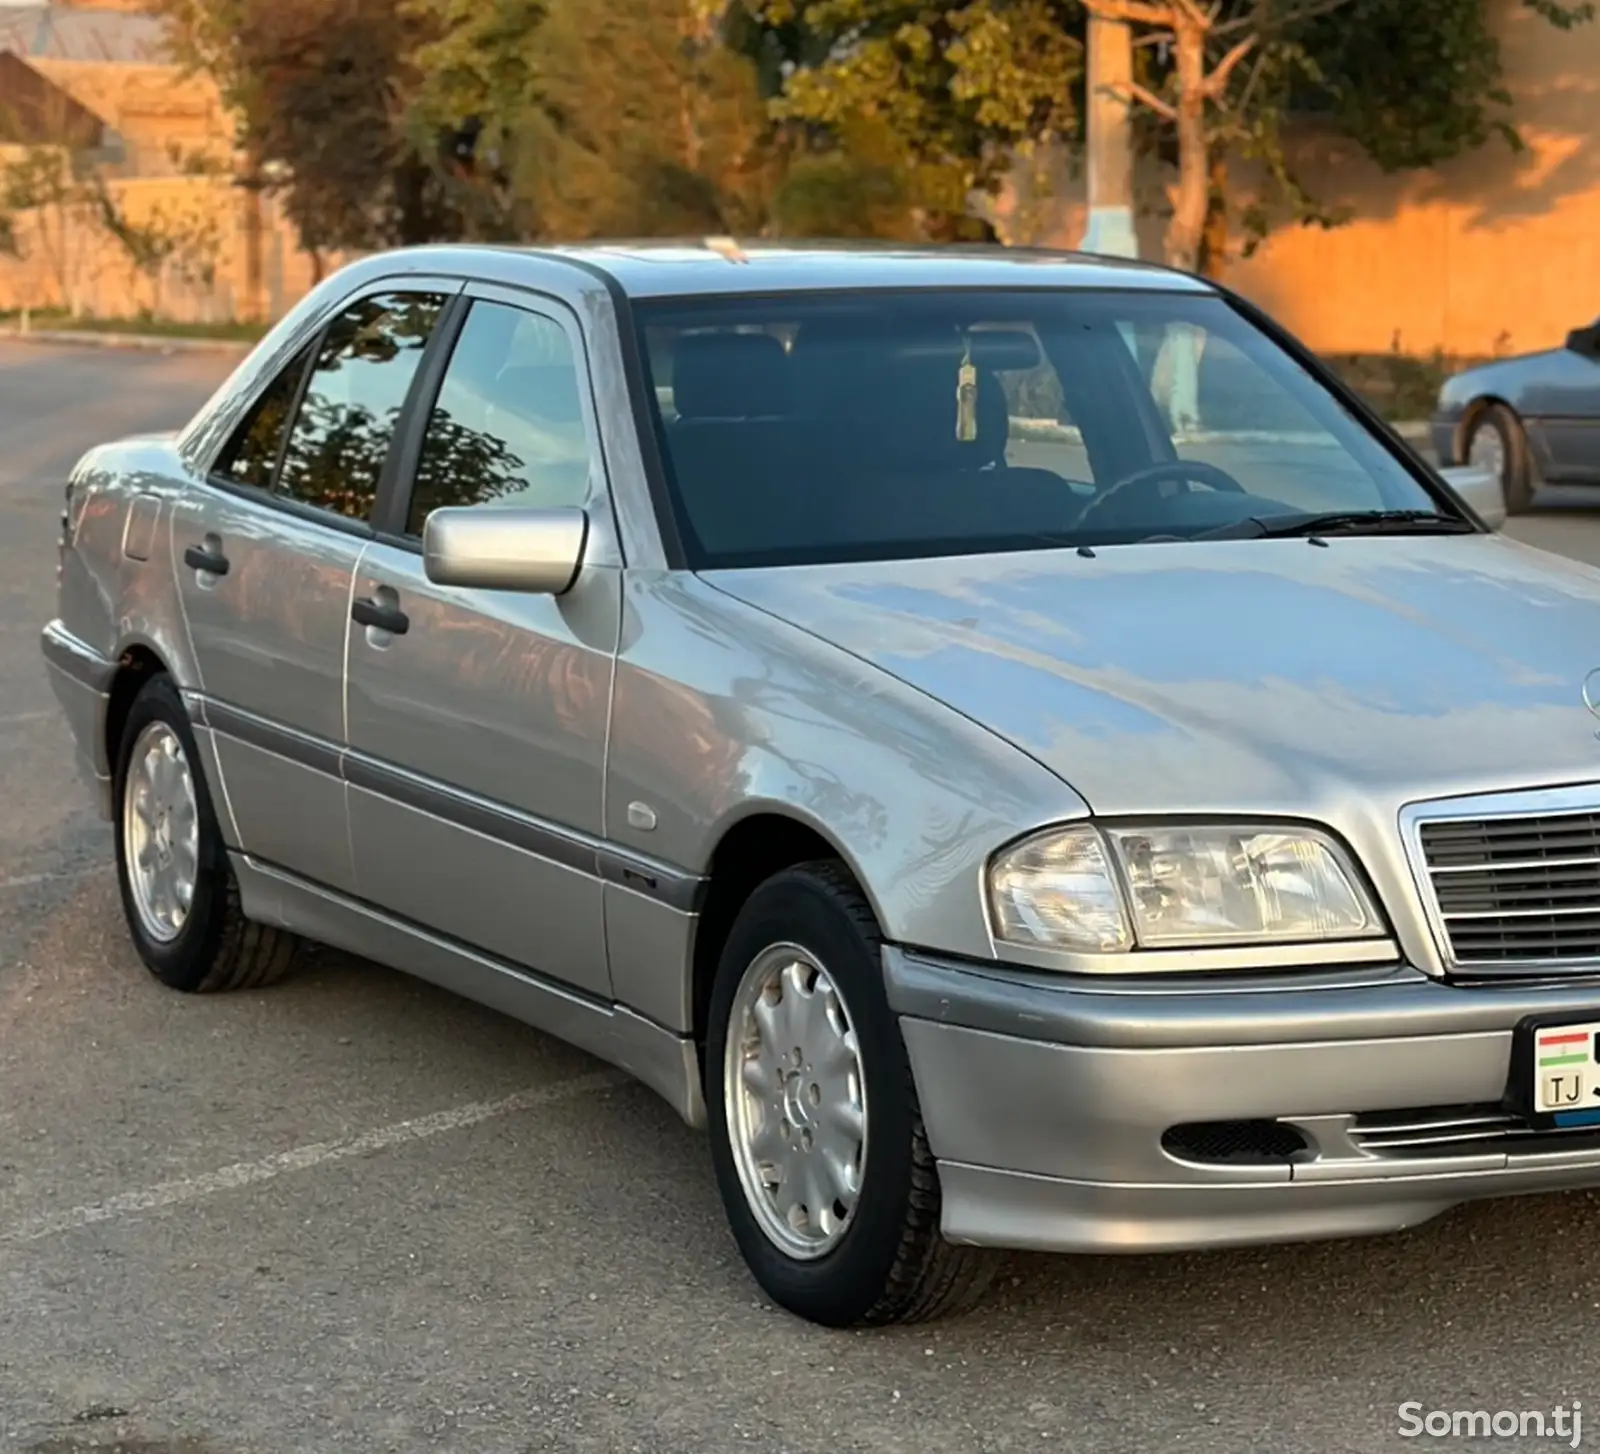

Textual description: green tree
[736,0,1083,239]
[742,0,1594,269]
[1299,0,1594,173]
[406,0,780,239]
[1079,0,1362,273]
[152,0,466,263]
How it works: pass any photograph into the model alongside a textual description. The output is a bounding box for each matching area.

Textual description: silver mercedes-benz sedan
[39,240,1600,1328]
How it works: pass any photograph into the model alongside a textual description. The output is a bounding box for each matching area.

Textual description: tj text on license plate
[1532,1020,1600,1122]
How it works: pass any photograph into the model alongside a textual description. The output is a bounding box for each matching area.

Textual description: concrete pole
[1078,12,1139,258]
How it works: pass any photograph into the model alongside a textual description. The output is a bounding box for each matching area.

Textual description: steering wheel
[1075,458,1246,528]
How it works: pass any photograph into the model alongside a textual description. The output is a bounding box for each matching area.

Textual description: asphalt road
[7,339,1600,1454]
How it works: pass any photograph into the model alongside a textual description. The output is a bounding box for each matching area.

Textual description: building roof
[0,4,170,63]
[0,48,108,144]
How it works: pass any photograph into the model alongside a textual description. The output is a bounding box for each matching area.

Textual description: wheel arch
[104,640,173,774]
[690,808,879,1076]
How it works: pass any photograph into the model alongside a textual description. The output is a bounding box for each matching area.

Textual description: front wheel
[705,861,996,1326]
[1463,402,1533,514]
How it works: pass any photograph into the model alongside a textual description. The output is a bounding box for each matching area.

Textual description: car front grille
[1414,801,1600,971]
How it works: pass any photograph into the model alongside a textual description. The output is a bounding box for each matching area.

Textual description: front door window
[405,300,596,536]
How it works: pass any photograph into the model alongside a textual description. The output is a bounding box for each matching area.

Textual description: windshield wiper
[1196,509,1476,541]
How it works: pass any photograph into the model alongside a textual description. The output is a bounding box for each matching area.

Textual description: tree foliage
[736,0,1083,238]
[151,0,465,259]
[1299,0,1593,173]
[1079,0,1366,271]
[1217,0,1592,267]
[743,0,1594,267]
[148,0,1596,269]
[406,0,780,239]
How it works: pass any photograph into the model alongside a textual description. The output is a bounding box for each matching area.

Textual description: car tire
[112,672,301,993]
[1464,402,1533,514]
[705,859,997,1326]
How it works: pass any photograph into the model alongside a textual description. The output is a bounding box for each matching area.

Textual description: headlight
[986,823,1383,953]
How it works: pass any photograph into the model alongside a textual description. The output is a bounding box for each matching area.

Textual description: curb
[0,326,255,355]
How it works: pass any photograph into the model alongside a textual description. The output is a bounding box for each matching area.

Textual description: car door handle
[351,596,409,635]
[183,543,229,575]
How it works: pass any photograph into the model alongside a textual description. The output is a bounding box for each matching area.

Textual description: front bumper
[884,946,1600,1254]
[40,619,115,819]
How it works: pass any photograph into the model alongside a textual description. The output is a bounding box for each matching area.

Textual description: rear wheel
[112,673,301,992]
[705,860,996,1326]
[1464,402,1533,514]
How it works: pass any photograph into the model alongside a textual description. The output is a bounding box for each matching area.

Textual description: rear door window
[274,290,449,522]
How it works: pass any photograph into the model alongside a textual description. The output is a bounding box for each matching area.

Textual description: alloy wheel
[722,942,869,1259]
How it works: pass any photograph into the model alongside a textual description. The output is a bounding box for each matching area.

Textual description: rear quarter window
[212,345,313,489]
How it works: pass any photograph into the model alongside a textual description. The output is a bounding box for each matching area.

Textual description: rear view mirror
[966,329,1043,370]
[894,329,1043,371]
[423,505,589,593]
[1439,464,1505,530]
[1565,322,1600,356]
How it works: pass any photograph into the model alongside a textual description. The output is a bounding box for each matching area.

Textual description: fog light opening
[1161,1119,1311,1166]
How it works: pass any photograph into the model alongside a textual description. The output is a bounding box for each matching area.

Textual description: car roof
[483,238,1215,300]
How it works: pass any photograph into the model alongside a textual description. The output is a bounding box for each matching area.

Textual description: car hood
[705,534,1600,815]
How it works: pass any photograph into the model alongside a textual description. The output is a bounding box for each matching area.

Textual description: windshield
[633,288,1453,569]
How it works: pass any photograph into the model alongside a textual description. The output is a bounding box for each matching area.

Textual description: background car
[1431,315,1600,512]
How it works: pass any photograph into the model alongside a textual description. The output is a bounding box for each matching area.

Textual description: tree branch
[1119,80,1179,120]
[1081,0,1180,26]
[1202,35,1256,96]
[1171,0,1214,27]
[1212,0,1354,34]
[1234,45,1271,112]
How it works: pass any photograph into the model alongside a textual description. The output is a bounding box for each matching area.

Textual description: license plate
[1525,1018,1600,1122]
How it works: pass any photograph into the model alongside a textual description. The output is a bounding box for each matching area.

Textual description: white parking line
[0,710,56,726]
[0,1068,631,1247]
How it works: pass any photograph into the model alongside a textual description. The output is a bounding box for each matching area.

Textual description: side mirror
[422,505,589,593]
[1439,463,1505,530]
